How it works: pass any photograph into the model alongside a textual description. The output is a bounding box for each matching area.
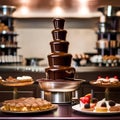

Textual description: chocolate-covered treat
[45,18,75,80]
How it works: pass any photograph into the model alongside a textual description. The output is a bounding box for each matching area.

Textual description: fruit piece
[106,76,109,79]
[84,103,90,109]
[114,76,118,79]
[80,97,85,103]
[80,96,90,104]
[85,93,91,99]
[90,98,98,103]
[80,93,92,104]
[109,100,116,106]
[98,76,101,79]
[90,103,96,108]
[101,102,107,107]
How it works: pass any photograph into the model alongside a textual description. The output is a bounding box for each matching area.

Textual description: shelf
[0,5,21,64]
[96,31,120,34]
[95,48,117,50]
[0,31,18,36]
[0,15,14,19]
[0,45,20,49]
[0,62,22,65]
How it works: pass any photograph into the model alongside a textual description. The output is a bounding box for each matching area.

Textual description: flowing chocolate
[45,18,75,80]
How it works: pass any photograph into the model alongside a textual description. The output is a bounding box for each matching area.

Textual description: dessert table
[0,104,120,120]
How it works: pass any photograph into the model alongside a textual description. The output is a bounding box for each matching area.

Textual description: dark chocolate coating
[52,29,67,41]
[46,18,76,80]
[45,67,75,80]
[53,18,65,29]
[50,40,69,53]
[48,53,72,67]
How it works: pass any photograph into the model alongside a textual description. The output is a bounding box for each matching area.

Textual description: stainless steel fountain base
[44,91,72,103]
[37,78,85,103]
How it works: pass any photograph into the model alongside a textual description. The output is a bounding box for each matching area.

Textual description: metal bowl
[25,57,44,66]
[37,78,85,92]
[0,5,16,16]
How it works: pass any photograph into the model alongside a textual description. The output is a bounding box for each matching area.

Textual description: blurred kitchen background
[0,0,120,66]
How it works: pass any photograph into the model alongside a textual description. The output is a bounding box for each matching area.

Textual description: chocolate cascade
[45,18,75,80]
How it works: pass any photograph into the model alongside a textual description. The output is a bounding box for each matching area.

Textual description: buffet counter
[0,104,120,120]
[0,65,120,104]
[0,65,120,81]
[0,65,120,72]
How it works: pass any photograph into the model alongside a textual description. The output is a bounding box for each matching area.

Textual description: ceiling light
[52,6,64,17]
[19,0,30,5]
[17,6,30,16]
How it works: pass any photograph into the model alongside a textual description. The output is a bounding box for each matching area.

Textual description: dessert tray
[1,80,34,87]
[0,97,58,114]
[72,104,120,115]
[90,79,120,100]
[0,104,58,114]
[0,76,35,99]
[0,76,34,87]
[90,80,120,88]
[1,80,34,99]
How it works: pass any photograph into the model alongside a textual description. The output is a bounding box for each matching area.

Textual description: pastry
[109,76,119,84]
[95,99,108,112]
[108,99,118,112]
[96,77,106,84]
[6,76,17,82]
[2,97,53,112]
[16,76,33,82]
[94,76,120,86]
[95,107,108,112]
[109,106,120,111]
[2,76,33,84]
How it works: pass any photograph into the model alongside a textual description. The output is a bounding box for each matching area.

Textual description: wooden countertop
[0,104,120,120]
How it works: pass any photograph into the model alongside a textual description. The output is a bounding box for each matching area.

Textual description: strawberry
[80,96,90,104]
[85,93,92,99]
[106,76,109,79]
[80,97,84,103]
[98,76,101,79]
[114,76,118,79]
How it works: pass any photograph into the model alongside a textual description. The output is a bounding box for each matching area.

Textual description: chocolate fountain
[37,18,84,103]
